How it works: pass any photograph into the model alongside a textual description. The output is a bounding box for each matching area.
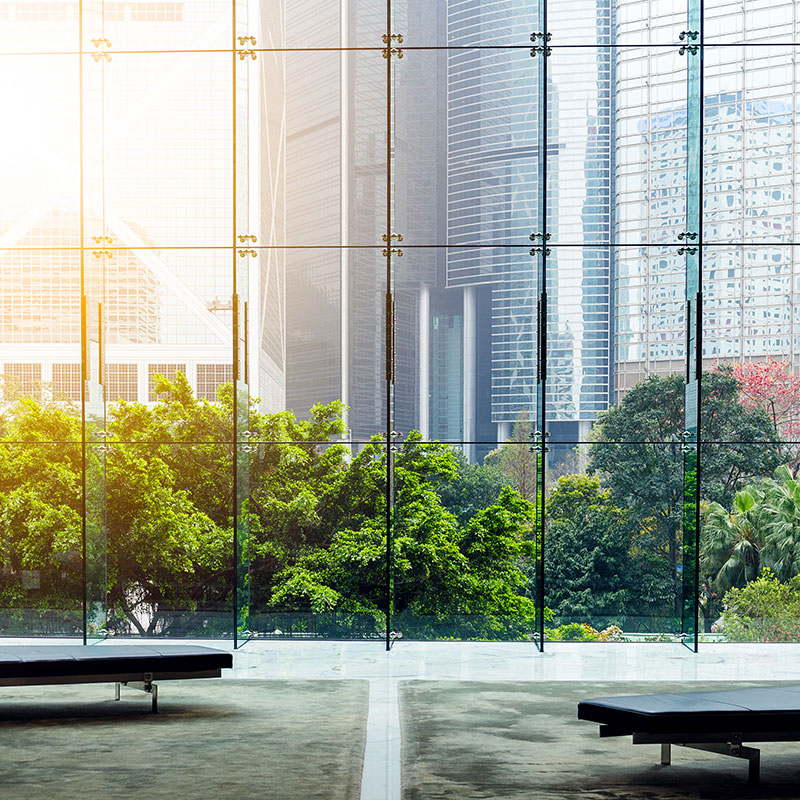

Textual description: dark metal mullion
[79,0,88,646]
[384,0,395,654]
[536,0,549,655]
[232,0,240,650]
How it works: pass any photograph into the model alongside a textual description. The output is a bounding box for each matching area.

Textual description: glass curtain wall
[2,0,799,647]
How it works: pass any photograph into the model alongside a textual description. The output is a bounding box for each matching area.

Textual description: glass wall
[1,0,798,647]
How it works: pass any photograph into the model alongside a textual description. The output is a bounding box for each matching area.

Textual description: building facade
[446,0,614,450]
[613,0,800,395]
[0,0,283,409]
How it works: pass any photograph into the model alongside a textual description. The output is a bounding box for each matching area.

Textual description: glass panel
[0,56,80,244]
[614,245,687,413]
[257,50,387,248]
[98,248,234,441]
[394,247,547,449]
[548,441,682,638]
[247,437,387,640]
[615,48,689,246]
[545,246,612,434]
[104,443,233,638]
[699,444,797,643]
[703,46,797,244]
[391,441,538,642]
[0,250,82,439]
[546,47,615,246]
[702,245,796,398]
[395,47,541,247]
[0,444,83,637]
[390,45,446,248]
[102,52,233,247]
[246,247,385,444]
[0,3,79,54]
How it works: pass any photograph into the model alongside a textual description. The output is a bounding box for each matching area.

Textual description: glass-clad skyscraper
[446,0,614,447]
[614,0,800,394]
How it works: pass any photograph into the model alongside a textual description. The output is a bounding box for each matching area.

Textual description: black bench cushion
[0,645,232,681]
[578,686,800,734]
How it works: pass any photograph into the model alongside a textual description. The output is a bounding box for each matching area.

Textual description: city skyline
[2,0,800,451]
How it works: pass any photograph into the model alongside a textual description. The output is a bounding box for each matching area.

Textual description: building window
[196,364,233,401]
[52,363,81,401]
[148,363,186,401]
[3,363,42,400]
[105,364,139,403]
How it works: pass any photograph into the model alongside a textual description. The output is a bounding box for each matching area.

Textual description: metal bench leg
[747,748,760,785]
[661,743,671,765]
[681,742,760,785]
[114,682,121,701]
[117,674,158,713]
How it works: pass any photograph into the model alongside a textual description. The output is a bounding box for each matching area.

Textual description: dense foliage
[588,365,783,623]
[2,359,799,642]
[718,569,800,642]
[544,475,632,628]
[0,377,539,639]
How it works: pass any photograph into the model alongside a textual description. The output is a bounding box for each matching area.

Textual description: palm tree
[760,465,800,581]
[701,487,766,594]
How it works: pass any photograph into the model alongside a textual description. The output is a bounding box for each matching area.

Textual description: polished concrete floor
[12,639,800,799]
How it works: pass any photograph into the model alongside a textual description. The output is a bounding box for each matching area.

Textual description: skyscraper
[446,0,614,451]
[280,0,616,453]
[613,0,800,393]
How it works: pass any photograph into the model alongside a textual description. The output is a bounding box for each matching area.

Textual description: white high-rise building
[0,1,284,409]
[614,0,800,395]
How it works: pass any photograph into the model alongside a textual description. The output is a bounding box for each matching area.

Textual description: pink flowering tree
[731,359,800,474]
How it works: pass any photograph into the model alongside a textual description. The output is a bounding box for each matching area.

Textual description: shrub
[598,624,625,641]
[546,622,601,641]
[720,569,800,642]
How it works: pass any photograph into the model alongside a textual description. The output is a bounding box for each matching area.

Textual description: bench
[578,685,800,784]
[0,645,233,713]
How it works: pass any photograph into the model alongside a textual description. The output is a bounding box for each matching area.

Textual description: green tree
[545,474,631,628]
[438,449,505,526]
[700,465,800,631]
[588,365,782,622]
[271,434,538,639]
[702,488,765,593]
[106,374,350,632]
